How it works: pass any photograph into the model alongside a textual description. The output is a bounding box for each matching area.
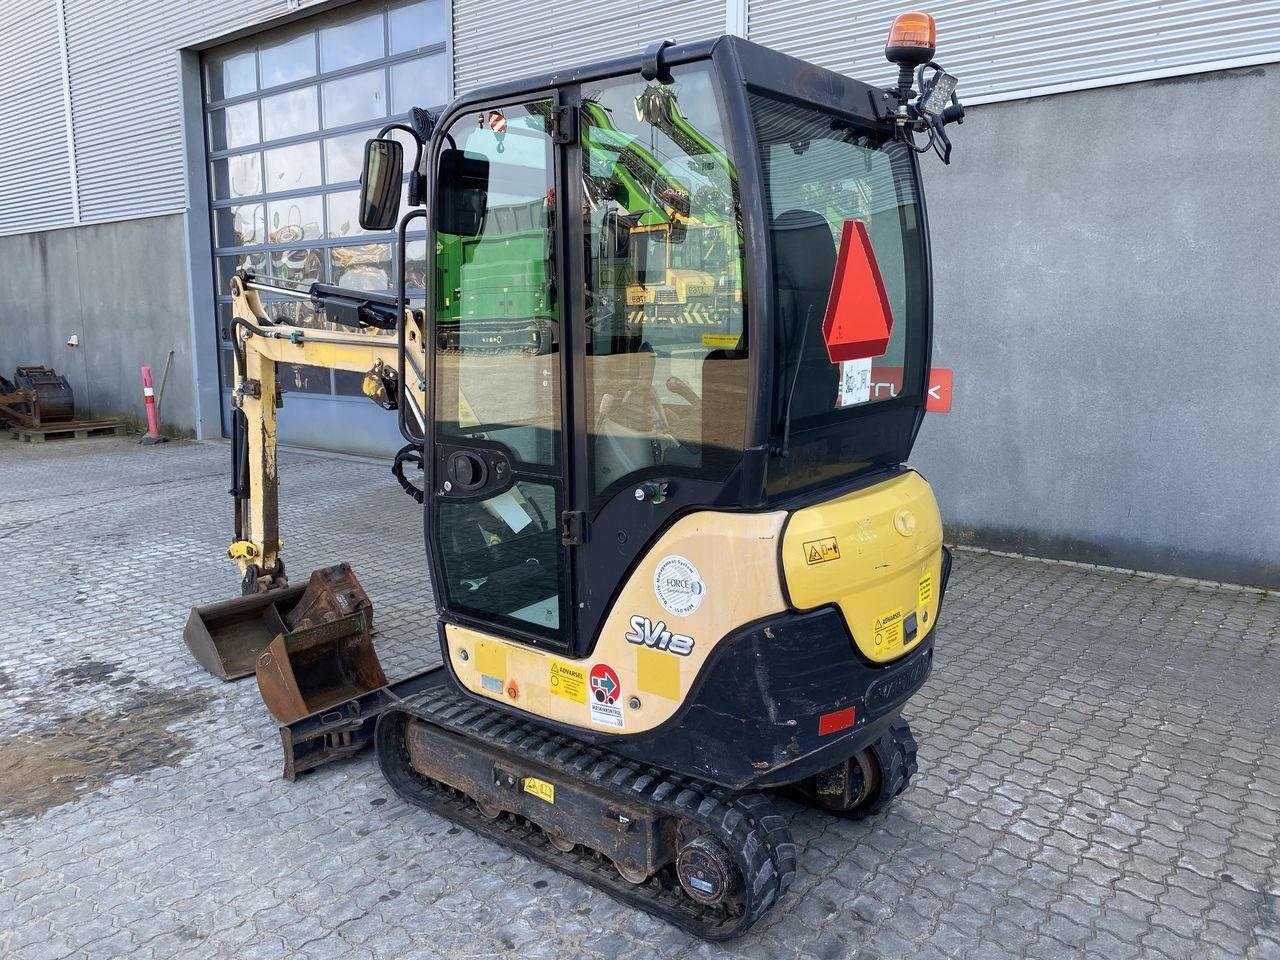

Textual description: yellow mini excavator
[184,15,965,938]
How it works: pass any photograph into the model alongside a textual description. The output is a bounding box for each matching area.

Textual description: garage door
[204,0,449,455]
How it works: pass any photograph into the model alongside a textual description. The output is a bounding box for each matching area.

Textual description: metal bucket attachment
[256,611,388,724]
[253,564,386,724]
[282,562,374,632]
[183,584,307,680]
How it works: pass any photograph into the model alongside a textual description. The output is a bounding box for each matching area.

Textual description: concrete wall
[0,213,196,434]
[914,64,1280,588]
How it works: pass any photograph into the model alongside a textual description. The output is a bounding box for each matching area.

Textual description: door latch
[560,510,587,546]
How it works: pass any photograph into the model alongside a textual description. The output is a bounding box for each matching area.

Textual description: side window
[580,68,748,507]
[750,94,924,430]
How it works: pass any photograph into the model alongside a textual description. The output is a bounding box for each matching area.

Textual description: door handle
[445,450,489,492]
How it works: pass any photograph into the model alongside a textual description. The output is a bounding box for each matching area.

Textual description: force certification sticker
[653,555,706,617]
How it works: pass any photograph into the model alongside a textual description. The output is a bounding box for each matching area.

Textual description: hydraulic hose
[392,442,425,503]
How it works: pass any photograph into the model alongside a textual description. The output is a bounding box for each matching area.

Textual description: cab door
[429,97,572,650]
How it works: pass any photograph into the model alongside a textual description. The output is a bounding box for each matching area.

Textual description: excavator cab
[404,38,942,661]
[189,21,965,938]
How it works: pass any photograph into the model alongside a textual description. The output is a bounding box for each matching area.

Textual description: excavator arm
[225,272,429,589]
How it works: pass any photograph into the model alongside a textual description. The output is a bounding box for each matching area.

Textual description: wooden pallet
[9,419,127,443]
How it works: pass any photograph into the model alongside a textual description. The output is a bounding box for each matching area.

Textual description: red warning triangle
[821,219,894,364]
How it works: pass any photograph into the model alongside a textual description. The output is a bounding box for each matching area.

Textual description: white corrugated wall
[62,0,284,225]
[747,0,1280,105]
[0,2,77,235]
[453,0,726,92]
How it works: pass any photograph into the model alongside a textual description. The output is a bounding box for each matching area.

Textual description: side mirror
[437,149,490,238]
[359,138,403,231]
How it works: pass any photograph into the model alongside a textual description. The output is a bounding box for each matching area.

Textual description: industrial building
[1,0,1276,586]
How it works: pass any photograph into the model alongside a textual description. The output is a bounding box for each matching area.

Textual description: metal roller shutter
[0,2,76,235]
[63,0,283,224]
[455,0,726,92]
[747,0,1280,104]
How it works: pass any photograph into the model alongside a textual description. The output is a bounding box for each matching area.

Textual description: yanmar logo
[625,615,694,656]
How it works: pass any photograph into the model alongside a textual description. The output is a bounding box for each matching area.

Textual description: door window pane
[322,69,386,128]
[436,481,563,631]
[391,54,447,113]
[217,251,265,292]
[207,49,256,101]
[390,0,447,53]
[405,239,427,290]
[435,103,558,467]
[265,299,324,328]
[267,194,324,243]
[330,243,392,290]
[260,32,316,88]
[320,13,385,72]
[271,247,325,284]
[210,153,262,200]
[209,102,259,151]
[326,189,371,239]
[264,142,322,193]
[262,86,318,141]
[214,203,265,247]
[324,129,378,183]
[281,363,331,395]
[580,69,748,504]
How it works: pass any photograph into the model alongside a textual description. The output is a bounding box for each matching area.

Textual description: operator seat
[771,209,839,422]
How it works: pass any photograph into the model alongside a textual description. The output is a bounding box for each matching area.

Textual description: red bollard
[140,365,168,445]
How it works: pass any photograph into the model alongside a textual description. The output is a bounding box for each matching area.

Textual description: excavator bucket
[183,584,307,680]
[184,562,384,722]
[256,612,387,723]
[253,564,386,724]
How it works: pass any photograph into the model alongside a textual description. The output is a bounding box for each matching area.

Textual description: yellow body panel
[783,471,944,663]
[446,510,788,735]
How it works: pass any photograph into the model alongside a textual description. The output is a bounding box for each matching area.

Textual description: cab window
[580,67,747,509]
[750,94,926,435]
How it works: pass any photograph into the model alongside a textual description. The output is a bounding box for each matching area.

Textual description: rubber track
[376,685,796,940]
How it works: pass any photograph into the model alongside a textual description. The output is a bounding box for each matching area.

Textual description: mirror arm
[378,122,428,206]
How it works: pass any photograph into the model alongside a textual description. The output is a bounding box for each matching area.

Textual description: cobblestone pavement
[1,435,1277,960]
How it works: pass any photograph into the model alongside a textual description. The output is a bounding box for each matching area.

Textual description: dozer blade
[253,563,386,724]
[183,584,307,680]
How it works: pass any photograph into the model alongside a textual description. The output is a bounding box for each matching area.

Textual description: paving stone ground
[0,435,1277,960]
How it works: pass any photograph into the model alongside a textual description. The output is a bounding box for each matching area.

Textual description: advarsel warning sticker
[548,660,587,703]
[918,574,933,607]
[872,608,904,651]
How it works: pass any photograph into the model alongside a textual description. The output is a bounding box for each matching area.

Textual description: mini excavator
[184,15,965,938]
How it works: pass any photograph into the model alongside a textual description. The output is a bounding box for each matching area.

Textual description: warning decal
[918,574,933,608]
[873,608,904,652]
[523,777,555,804]
[803,537,841,565]
[549,660,587,703]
